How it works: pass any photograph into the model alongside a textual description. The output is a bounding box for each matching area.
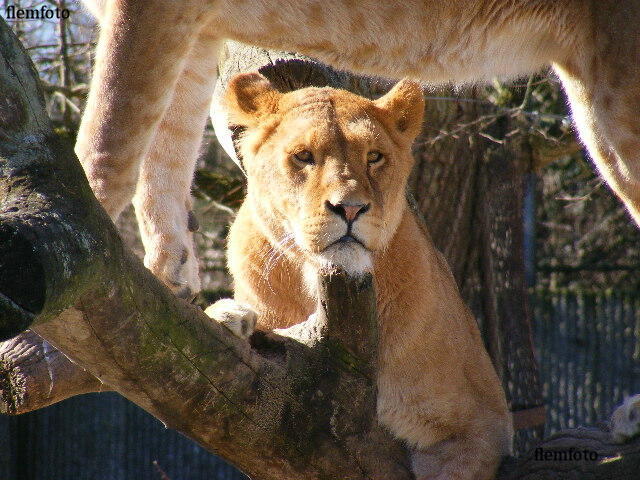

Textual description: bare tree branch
[0,329,104,414]
[497,426,640,480]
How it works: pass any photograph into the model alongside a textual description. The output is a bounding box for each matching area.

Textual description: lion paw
[205,299,257,339]
[144,238,201,300]
[137,209,200,300]
[611,394,640,443]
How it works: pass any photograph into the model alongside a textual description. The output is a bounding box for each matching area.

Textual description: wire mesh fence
[532,290,640,435]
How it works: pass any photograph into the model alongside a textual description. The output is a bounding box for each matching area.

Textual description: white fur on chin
[302,243,372,297]
[319,242,373,276]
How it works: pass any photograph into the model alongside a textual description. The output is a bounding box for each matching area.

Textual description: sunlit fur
[222,74,513,480]
[79,0,640,303]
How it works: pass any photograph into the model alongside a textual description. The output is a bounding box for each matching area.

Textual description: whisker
[259,233,296,294]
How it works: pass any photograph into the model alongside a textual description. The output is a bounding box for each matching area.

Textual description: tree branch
[497,425,640,479]
[5,328,640,480]
[0,329,104,414]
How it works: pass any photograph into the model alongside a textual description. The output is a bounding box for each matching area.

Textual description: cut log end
[0,330,105,415]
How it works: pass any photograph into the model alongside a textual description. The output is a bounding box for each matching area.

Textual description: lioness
[78,0,640,299]
[204,73,512,480]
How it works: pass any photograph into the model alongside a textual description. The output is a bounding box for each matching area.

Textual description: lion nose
[325,200,370,223]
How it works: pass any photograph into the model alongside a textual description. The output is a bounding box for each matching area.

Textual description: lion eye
[367,151,384,165]
[293,150,314,164]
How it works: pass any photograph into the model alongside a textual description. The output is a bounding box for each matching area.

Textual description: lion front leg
[78,1,219,299]
[132,27,220,300]
[76,1,207,219]
[205,299,258,340]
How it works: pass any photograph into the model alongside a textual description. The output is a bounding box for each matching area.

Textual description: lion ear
[374,79,424,140]
[224,72,281,127]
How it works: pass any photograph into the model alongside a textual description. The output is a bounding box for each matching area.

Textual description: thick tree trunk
[1,21,639,480]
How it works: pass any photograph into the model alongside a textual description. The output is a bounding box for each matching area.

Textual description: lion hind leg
[554,14,640,227]
[556,66,640,226]
[410,420,510,480]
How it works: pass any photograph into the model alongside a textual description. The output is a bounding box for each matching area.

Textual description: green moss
[324,339,372,379]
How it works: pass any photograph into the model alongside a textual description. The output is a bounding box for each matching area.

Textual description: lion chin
[316,240,373,277]
[300,241,373,296]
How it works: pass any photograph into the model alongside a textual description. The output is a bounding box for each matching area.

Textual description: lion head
[224,73,424,277]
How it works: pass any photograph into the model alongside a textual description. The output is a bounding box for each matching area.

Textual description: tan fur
[216,74,513,480]
[79,0,640,299]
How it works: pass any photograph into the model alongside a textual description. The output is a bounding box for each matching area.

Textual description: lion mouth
[316,233,373,276]
[326,234,368,250]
